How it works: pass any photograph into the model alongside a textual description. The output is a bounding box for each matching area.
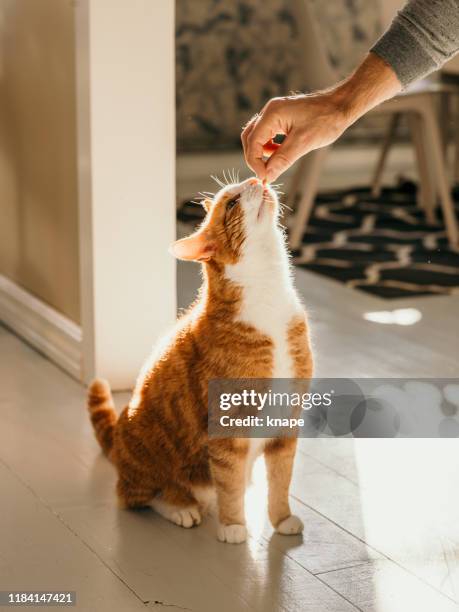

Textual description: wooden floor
[1,265,459,611]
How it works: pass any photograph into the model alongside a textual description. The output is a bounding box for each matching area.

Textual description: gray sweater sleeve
[371,0,459,87]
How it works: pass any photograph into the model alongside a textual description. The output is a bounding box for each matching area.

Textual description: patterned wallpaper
[309,0,382,78]
[176,0,384,152]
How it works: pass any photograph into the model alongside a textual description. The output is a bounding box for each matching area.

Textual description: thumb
[265,131,305,182]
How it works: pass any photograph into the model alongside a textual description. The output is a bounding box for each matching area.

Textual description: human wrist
[327,53,402,128]
[323,87,356,130]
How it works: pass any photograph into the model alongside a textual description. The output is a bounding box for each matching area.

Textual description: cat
[87,176,313,544]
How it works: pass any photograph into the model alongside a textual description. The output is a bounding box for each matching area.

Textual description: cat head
[170,177,281,264]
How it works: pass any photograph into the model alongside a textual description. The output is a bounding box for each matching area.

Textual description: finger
[265,131,306,182]
[241,112,259,153]
[246,116,278,180]
[241,118,256,158]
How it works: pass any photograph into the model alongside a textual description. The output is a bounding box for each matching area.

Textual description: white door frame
[75,0,176,390]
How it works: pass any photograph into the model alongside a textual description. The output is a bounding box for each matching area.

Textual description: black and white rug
[178,181,459,299]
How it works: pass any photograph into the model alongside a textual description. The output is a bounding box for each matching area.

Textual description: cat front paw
[217,523,247,544]
[171,507,201,528]
[276,515,304,535]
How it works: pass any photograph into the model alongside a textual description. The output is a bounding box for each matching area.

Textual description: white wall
[76,0,176,389]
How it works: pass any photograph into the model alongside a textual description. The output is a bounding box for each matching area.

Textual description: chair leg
[440,91,451,161]
[454,95,459,184]
[286,156,308,214]
[408,112,436,223]
[371,113,400,197]
[288,147,329,250]
[419,99,458,247]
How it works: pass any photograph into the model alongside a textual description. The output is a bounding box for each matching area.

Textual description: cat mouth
[257,190,275,221]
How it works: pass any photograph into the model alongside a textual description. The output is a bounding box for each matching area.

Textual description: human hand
[241,92,350,183]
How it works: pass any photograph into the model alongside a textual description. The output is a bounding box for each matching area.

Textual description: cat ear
[201,198,212,213]
[169,230,216,262]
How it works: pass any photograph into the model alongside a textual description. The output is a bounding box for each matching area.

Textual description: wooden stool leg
[420,98,458,247]
[454,95,459,184]
[408,112,436,223]
[286,157,308,214]
[440,91,451,161]
[371,113,400,197]
[288,147,329,250]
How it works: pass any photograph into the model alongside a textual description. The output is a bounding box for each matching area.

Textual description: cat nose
[241,177,262,195]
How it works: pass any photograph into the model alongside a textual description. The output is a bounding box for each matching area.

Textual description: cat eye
[226,196,239,210]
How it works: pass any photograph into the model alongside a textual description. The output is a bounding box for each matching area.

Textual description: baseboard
[0,275,82,380]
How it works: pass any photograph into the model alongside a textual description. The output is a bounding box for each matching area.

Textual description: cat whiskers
[211,174,226,188]
[265,182,293,215]
[261,194,289,218]
[213,169,241,187]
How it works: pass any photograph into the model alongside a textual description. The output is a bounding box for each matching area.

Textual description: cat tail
[87,378,117,457]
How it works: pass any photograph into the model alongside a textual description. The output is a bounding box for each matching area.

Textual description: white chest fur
[225,226,303,475]
[225,227,302,379]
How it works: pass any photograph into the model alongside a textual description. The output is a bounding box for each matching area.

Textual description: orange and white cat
[87,177,313,543]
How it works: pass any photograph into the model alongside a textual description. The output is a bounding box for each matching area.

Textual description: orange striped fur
[87,177,313,543]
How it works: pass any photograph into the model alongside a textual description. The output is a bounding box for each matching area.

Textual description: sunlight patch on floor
[245,456,270,545]
[355,439,459,559]
[364,308,422,326]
